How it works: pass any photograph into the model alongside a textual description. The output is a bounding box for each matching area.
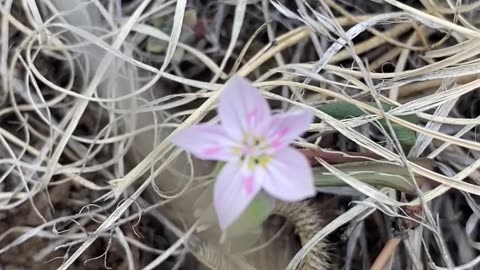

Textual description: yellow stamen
[231,146,242,155]
[247,158,257,171]
[246,155,271,171]
[258,155,271,167]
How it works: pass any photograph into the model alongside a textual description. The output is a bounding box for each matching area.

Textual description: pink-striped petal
[261,110,313,152]
[214,163,262,229]
[261,147,315,201]
[218,76,271,139]
[172,124,237,161]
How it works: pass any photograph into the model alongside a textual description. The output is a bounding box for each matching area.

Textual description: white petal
[261,147,315,201]
[218,76,271,139]
[172,124,237,161]
[260,110,313,151]
[214,163,262,229]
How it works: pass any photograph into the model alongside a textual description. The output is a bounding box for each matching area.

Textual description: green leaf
[313,158,433,193]
[317,101,418,152]
[193,180,274,241]
[224,192,274,238]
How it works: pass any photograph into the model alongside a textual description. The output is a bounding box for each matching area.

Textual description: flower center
[232,133,273,171]
[246,155,271,170]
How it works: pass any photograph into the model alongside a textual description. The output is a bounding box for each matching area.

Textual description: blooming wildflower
[172,76,315,229]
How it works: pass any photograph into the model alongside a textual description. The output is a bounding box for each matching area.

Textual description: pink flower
[172,76,315,229]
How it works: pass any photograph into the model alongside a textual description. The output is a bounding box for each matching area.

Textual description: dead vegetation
[0,0,479,269]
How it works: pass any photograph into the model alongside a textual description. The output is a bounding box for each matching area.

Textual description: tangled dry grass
[0,0,480,269]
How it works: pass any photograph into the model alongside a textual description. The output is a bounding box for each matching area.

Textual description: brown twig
[370,237,402,270]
